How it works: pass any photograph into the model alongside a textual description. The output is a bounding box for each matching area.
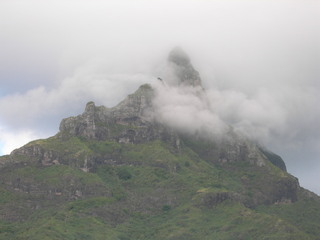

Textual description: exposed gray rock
[10,144,60,166]
[59,84,181,148]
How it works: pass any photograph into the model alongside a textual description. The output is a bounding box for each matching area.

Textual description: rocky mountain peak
[85,101,96,113]
[167,47,202,87]
[1,49,320,239]
[168,47,191,66]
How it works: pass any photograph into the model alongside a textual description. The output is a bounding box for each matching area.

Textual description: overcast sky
[0,0,319,194]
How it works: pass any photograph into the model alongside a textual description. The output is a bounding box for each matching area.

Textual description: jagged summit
[168,47,191,66]
[166,47,202,87]
[58,84,180,147]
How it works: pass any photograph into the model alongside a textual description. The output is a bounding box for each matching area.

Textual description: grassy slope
[0,136,319,240]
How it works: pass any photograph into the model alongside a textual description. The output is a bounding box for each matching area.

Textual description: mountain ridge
[0,48,319,239]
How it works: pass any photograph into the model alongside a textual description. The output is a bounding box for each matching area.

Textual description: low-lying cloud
[151,66,288,146]
[153,68,320,154]
[153,83,229,139]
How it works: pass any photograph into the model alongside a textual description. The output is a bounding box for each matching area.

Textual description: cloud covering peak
[152,49,287,145]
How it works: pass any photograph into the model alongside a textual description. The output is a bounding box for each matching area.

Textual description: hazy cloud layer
[153,64,320,151]
[0,0,319,193]
[153,83,229,138]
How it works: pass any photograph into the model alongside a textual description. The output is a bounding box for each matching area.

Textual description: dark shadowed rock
[259,147,287,171]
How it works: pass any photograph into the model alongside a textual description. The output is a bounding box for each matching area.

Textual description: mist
[0,0,319,193]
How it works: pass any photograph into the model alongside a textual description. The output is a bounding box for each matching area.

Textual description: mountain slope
[0,48,319,240]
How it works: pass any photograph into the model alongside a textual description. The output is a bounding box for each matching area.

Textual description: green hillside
[0,134,319,240]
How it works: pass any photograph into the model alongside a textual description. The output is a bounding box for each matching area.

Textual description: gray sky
[0,0,319,194]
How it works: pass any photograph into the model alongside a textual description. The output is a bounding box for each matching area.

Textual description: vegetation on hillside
[0,135,319,240]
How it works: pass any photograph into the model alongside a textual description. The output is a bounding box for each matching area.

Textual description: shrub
[117,168,132,180]
[162,205,171,212]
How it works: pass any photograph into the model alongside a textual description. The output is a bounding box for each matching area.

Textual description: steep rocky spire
[167,47,202,87]
[168,47,191,66]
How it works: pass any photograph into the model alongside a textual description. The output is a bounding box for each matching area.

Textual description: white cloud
[0,127,40,155]
[0,60,153,134]
[206,88,287,144]
[152,83,229,138]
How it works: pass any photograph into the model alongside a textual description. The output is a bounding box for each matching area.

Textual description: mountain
[0,48,319,240]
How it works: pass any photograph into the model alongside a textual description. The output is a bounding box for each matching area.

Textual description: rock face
[259,147,287,171]
[59,84,180,147]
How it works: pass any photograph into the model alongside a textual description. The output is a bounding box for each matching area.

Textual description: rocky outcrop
[182,135,269,169]
[10,144,61,166]
[59,84,180,148]
[246,176,300,207]
[111,84,154,122]
[199,191,241,208]
[217,137,267,167]
[59,101,109,140]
